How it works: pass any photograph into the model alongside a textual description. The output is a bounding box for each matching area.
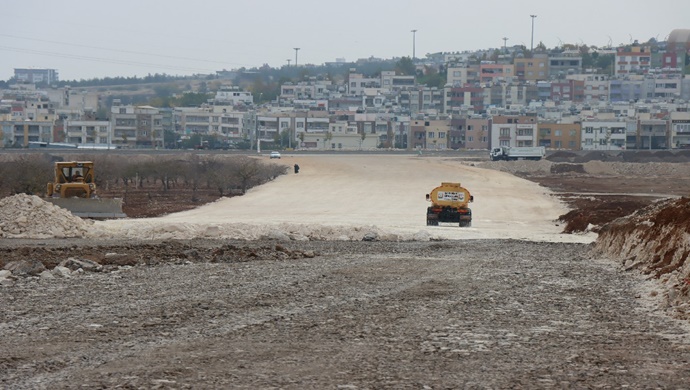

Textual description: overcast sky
[3,0,688,81]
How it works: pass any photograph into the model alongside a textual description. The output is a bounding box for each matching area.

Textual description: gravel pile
[0,194,92,239]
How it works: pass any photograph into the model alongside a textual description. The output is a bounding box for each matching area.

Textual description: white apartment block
[64,120,111,145]
[581,121,627,150]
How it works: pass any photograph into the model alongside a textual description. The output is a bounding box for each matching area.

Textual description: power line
[0,33,254,68]
[0,45,218,74]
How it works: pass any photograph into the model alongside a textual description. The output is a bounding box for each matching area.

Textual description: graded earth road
[3,154,690,389]
[95,154,595,243]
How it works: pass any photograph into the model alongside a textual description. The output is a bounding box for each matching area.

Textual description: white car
[269,151,281,159]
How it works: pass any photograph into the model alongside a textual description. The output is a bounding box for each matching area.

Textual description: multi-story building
[580,120,627,150]
[514,55,549,82]
[490,115,538,148]
[479,63,514,84]
[548,51,583,78]
[13,68,59,84]
[1,120,54,146]
[670,110,690,148]
[380,71,415,92]
[464,117,490,150]
[348,73,381,96]
[444,84,485,114]
[614,46,652,76]
[537,122,581,150]
[446,65,480,87]
[64,120,111,145]
[110,101,163,148]
[409,118,450,150]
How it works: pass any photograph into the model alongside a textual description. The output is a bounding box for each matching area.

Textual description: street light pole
[411,29,417,61]
[530,15,537,54]
[502,37,509,53]
[294,47,300,66]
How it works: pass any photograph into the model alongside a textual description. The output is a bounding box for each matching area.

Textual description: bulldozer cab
[57,162,94,184]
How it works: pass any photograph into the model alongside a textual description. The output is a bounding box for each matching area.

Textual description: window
[555,130,562,136]
[500,128,510,136]
[569,130,576,137]
[468,136,474,142]
[585,127,593,134]
[428,132,435,138]
[518,128,533,136]
[439,132,445,139]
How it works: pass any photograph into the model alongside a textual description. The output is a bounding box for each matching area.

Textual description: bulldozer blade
[46,198,127,219]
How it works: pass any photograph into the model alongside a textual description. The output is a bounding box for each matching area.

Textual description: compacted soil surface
[2,151,690,389]
[1,239,690,389]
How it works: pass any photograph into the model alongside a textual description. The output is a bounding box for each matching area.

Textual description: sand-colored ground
[95,154,595,243]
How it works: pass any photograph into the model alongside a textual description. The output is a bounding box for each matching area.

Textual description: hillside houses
[2,29,690,152]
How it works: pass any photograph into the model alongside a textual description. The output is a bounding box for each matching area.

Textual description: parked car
[270,151,281,159]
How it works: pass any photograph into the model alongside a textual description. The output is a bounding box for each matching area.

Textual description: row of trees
[0,153,288,200]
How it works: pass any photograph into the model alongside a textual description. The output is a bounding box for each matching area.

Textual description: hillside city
[2,28,690,152]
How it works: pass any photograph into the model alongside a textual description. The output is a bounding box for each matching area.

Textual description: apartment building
[670,110,690,148]
[548,52,583,78]
[464,117,490,150]
[1,120,54,146]
[13,68,59,84]
[479,63,514,84]
[490,115,538,148]
[514,55,549,82]
[537,122,581,150]
[580,120,627,150]
[110,102,163,148]
[614,46,652,76]
[444,84,485,114]
[64,120,111,145]
[446,65,480,87]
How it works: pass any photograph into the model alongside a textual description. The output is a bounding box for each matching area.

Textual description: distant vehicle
[270,151,281,159]
[425,182,474,227]
[489,146,545,161]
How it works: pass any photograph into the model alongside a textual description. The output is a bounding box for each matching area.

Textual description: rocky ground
[2,151,690,388]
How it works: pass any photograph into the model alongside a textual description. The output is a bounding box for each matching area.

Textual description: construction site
[1,151,689,388]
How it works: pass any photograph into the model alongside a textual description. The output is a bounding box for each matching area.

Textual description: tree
[395,57,416,76]
[359,131,367,150]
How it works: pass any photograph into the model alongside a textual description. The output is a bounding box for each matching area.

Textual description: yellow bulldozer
[46,161,126,219]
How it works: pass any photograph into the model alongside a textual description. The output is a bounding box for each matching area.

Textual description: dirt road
[94,154,594,243]
[2,154,690,388]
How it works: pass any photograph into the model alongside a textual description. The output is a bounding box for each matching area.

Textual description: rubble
[0,194,92,239]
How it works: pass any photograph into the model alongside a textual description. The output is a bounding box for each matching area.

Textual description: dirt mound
[0,194,92,239]
[594,197,690,319]
[550,163,586,174]
[546,150,578,162]
[574,151,624,163]
[558,196,650,233]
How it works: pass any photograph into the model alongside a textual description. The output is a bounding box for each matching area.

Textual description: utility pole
[294,48,300,66]
[530,15,537,54]
[411,29,418,61]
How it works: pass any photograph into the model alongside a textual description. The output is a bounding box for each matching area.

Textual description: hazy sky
[3,0,688,81]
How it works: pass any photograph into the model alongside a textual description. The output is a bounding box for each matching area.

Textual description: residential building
[580,120,627,150]
[537,122,581,150]
[614,46,652,76]
[64,120,111,145]
[464,117,491,150]
[13,68,59,84]
[670,110,690,148]
[490,115,538,148]
[110,101,163,148]
[548,52,583,78]
[479,63,514,84]
[514,55,549,82]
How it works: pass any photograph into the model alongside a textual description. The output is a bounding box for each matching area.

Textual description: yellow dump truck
[425,182,474,227]
[46,161,126,219]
